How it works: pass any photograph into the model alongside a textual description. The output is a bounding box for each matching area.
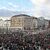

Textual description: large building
[37,17,49,30]
[37,18,45,30]
[0,15,49,33]
[0,19,11,28]
[10,14,37,31]
[3,20,11,28]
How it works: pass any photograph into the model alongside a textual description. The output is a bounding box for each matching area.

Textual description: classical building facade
[10,14,37,31]
[37,17,49,30]
[0,19,11,28]
[3,20,11,28]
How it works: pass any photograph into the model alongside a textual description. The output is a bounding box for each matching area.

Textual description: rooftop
[12,14,31,17]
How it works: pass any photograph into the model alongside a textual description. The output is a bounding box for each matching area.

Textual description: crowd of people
[0,31,49,50]
[0,33,38,50]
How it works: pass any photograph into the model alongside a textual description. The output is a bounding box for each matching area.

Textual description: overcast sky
[0,0,50,20]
